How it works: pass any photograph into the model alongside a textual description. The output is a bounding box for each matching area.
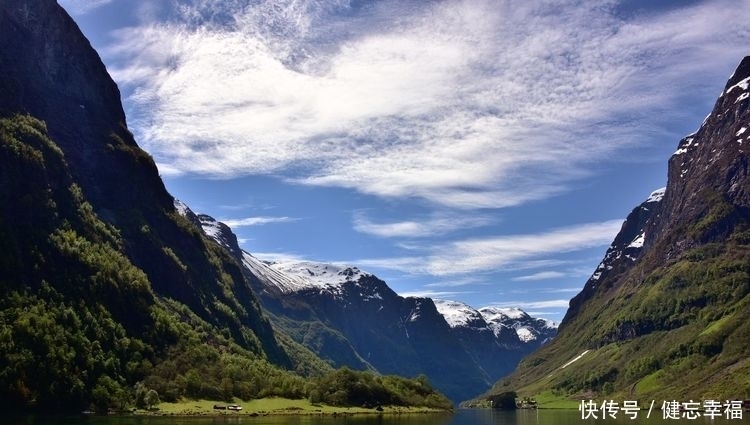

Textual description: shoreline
[129,397,453,417]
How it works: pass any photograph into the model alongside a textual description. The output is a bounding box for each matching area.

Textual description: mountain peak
[724,55,750,94]
[433,299,487,328]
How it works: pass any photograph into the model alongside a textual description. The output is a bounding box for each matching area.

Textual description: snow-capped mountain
[431,300,557,385]
[241,252,373,295]
[434,300,557,344]
[478,306,557,344]
[175,201,557,403]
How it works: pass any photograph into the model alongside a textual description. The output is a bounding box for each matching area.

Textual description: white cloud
[250,251,308,264]
[543,287,583,294]
[106,0,750,208]
[398,289,473,299]
[357,219,623,276]
[430,219,623,276]
[221,216,297,227]
[424,276,487,288]
[487,299,571,310]
[512,271,567,282]
[58,0,113,15]
[352,212,493,238]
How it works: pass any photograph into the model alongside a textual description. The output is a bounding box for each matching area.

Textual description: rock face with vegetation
[0,0,451,413]
[483,56,750,403]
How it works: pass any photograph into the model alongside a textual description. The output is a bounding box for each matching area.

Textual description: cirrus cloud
[221,216,298,227]
[356,219,624,276]
[103,0,750,209]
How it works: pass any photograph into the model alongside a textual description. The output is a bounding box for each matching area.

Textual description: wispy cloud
[58,0,113,15]
[221,216,298,227]
[487,299,571,310]
[424,276,488,288]
[512,271,567,282]
[104,0,750,208]
[542,287,583,294]
[249,251,309,264]
[358,219,623,276]
[399,289,474,299]
[352,212,493,238]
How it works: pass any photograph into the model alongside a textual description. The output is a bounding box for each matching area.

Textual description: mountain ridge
[186,205,557,402]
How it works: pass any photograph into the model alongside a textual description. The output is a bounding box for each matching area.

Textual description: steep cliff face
[484,56,750,403]
[0,0,169,210]
[0,0,318,411]
[0,0,288,364]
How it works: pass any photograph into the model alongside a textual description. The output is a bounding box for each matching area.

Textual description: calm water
[8,409,750,425]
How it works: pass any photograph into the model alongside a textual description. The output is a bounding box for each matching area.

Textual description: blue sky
[59,0,750,323]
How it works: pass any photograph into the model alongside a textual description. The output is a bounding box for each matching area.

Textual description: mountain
[0,0,337,411]
[433,300,556,393]
[481,56,750,404]
[190,210,556,402]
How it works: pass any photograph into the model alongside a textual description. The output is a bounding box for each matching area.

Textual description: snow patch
[561,350,590,369]
[515,327,536,343]
[737,127,747,137]
[645,187,666,203]
[174,199,190,217]
[726,76,750,95]
[628,232,645,249]
[200,218,222,239]
[591,269,602,281]
[673,137,695,156]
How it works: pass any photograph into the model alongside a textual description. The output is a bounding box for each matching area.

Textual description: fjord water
[10,409,750,425]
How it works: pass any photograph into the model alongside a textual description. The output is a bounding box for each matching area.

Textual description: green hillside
[487,239,750,404]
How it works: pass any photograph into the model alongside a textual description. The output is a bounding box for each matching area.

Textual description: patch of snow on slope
[645,187,666,203]
[726,76,750,94]
[174,199,190,216]
[516,327,535,343]
[560,350,590,369]
[200,218,222,239]
[628,232,645,249]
